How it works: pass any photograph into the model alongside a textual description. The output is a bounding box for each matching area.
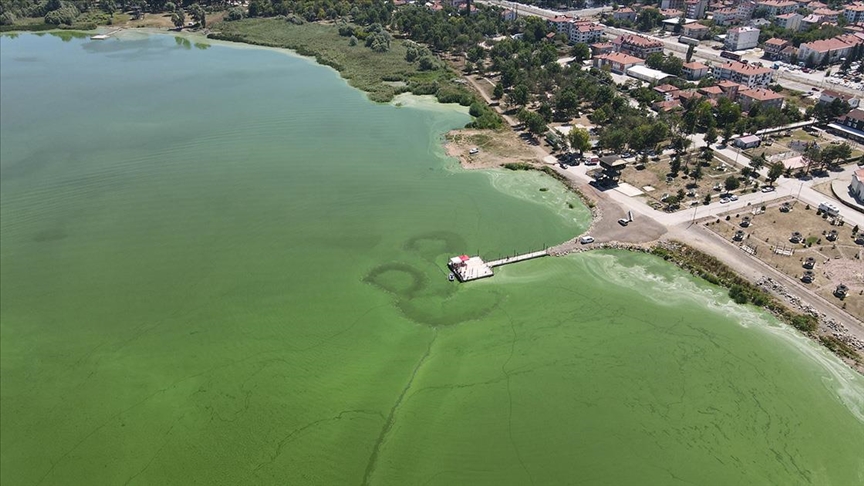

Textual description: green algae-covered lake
[1,32,863,485]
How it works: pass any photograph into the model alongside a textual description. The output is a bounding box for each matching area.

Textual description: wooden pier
[448,249,548,282]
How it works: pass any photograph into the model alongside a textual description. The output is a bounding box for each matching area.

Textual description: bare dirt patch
[446,128,541,170]
[704,199,863,320]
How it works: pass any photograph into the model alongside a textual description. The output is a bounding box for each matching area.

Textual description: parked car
[761,186,776,193]
[720,197,730,204]
[618,218,630,226]
[469,147,479,155]
[729,195,739,201]
[580,236,595,244]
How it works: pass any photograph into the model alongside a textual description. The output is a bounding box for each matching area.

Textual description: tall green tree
[767,162,784,185]
[568,127,591,156]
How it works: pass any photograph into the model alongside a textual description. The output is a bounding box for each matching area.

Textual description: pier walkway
[487,250,548,267]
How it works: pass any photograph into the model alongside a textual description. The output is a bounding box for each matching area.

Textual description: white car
[761,186,775,193]
[729,195,738,201]
[469,147,479,155]
[720,197,730,204]
[580,236,595,244]
[618,218,630,226]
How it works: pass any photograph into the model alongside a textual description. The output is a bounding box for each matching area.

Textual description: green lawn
[211,19,452,102]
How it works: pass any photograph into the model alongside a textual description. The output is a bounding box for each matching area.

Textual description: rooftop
[613,34,664,48]
[715,60,773,76]
[683,61,710,70]
[764,37,790,46]
[739,88,784,101]
[799,37,854,53]
[596,52,645,64]
[654,84,680,92]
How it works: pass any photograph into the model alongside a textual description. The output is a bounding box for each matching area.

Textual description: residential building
[613,7,638,22]
[653,99,683,112]
[738,0,758,20]
[763,37,791,59]
[845,3,864,24]
[717,79,744,98]
[682,23,710,38]
[712,60,774,87]
[830,109,864,143]
[612,34,665,58]
[737,88,785,110]
[778,44,798,62]
[660,8,684,18]
[547,15,573,35]
[682,61,711,79]
[661,0,684,9]
[591,42,615,56]
[756,0,798,16]
[725,26,760,50]
[812,8,841,23]
[698,85,725,99]
[501,9,517,21]
[654,84,681,101]
[593,52,645,73]
[685,0,709,18]
[773,12,802,30]
[712,8,741,25]
[819,90,860,108]
[800,14,826,30]
[797,36,857,65]
[569,21,605,44]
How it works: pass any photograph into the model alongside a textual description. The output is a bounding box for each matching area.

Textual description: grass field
[211,19,453,102]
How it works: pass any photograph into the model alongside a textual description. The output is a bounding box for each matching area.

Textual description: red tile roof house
[711,61,774,88]
[654,84,681,101]
[797,36,861,65]
[819,89,860,109]
[591,42,615,56]
[763,38,791,59]
[737,88,784,110]
[593,52,645,73]
[682,61,710,80]
[612,34,665,58]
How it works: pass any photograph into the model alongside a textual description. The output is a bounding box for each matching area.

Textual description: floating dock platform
[448,250,548,282]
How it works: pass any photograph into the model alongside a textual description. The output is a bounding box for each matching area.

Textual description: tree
[704,126,718,147]
[722,124,734,144]
[691,162,703,180]
[767,162,784,185]
[724,176,740,191]
[686,44,695,63]
[523,111,547,137]
[820,143,852,169]
[171,9,185,28]
[492,83,504,100]
[510,84,529,107]
[188,3,205,28]
[568,127,591,156]
[571,43,590,63]
[750,152,767,172]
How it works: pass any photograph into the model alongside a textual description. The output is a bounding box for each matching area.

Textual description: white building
[725,26,760,51]
[851,169,864,203]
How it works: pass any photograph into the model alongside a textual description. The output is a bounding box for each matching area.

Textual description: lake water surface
[1,32,863,485]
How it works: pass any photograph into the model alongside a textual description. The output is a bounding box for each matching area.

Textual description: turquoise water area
[1,32,862,485]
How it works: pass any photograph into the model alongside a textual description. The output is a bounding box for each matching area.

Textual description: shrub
[226,7,245,20]
[45,4,79,25]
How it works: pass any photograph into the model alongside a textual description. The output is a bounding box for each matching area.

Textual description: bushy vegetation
[650,243,824,338]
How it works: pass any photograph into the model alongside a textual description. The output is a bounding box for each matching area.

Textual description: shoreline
[6,25,861,372]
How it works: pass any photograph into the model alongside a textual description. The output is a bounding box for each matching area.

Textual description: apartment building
[725,26,760,50]
[712,60,774,87]
[612,34,665,58]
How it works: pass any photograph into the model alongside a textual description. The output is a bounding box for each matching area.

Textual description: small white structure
[734,135,761,149]
[625,65,673,83]
[448,255,493,282]
[818,201,840,216]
